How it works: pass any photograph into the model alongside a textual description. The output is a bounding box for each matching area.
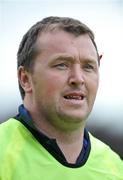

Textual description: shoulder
[0,118,20,135]
[88,132,123,178]
[0,118,25,135]
[0,118,33,145]
[89,132,122,160]
[0,118,37,161]
[89,132,121,157]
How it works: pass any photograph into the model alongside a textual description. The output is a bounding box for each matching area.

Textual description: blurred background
[0,0,123,159]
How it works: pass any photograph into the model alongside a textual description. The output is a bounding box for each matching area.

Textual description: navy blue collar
[18,104,34,128]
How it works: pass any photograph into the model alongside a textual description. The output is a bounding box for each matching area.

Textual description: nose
[68,64,85,87]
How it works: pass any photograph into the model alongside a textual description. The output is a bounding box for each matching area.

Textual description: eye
[54,63,68,70]
[83,63,95,72]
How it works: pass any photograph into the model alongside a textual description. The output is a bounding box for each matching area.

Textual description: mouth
[64,92,85,101]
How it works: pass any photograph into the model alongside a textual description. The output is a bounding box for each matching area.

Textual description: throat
[57,139,83,164]
[56,130,84,163]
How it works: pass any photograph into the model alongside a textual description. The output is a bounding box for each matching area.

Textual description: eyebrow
[50,53,98,65]
[50,54,74,62]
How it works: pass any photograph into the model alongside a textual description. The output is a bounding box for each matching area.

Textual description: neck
[57,130,84,163]
[34,117,84,164]
[24,99,85,163]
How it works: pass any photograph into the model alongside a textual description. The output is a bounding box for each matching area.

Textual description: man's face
[29,30,99,130]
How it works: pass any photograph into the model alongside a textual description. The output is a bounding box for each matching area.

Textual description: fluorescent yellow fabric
[0,118,123,180]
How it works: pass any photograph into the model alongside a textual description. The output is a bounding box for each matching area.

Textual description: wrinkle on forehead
[35,30,98,62]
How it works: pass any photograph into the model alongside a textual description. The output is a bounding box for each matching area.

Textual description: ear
[98,54,103,65]
[18,66,32,94]
[99,54,103,60]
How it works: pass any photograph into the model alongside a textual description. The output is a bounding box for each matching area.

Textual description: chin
[60,112,87,123]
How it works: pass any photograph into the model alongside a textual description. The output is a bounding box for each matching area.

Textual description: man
[0,16,123,180]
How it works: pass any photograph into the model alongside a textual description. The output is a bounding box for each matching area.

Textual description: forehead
[35,30,98,60]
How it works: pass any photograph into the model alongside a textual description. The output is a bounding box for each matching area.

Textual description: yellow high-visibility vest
[0,118,123,180]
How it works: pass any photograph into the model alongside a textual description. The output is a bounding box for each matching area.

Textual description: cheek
[46,83,58,96]
[42,75,63,97]
[87,77,99,95]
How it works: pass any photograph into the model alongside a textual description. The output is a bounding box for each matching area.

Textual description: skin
[18,30,99,163]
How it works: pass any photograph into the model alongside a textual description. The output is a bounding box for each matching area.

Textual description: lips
[64,92,85,100]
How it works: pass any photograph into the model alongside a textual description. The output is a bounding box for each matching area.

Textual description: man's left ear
[99,54,103,60]
[98,54,103,65]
